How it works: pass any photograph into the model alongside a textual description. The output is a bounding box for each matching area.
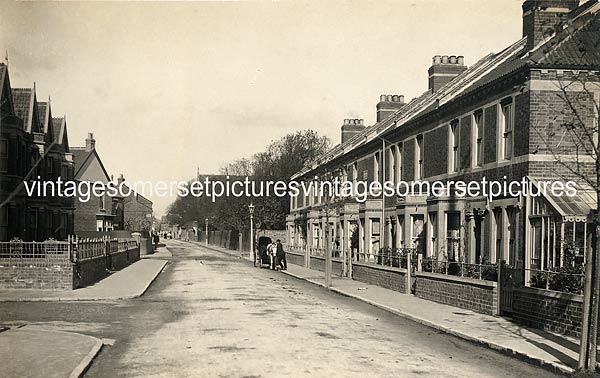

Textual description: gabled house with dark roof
[71,133,124,232]
[0,64,75,241]
[287,0,600,311]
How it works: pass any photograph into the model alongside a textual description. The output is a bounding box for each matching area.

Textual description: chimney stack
[376,94,406,122]
[522,0,579,51]
[117,173,125,186]
[428,55,467,94]
[85,132,95,152]
[341,119,365,144]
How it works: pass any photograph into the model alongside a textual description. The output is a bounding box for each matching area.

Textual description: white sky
[0,0,524,217]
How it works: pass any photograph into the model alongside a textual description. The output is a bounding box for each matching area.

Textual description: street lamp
[205,218,208,247]
[249,203,255,264]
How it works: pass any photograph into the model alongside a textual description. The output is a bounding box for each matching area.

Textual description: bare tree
[532,73,600,371]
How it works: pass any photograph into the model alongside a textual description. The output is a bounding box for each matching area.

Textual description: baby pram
[254,236,272,268]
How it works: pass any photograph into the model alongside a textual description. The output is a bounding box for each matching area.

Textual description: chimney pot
[449,55,457,64]
[85,132,96,152]
[441,55,449,64]
[457,56,464,65]
[385,94,392,102]
[380,94,386,102]
[433,55,442,64]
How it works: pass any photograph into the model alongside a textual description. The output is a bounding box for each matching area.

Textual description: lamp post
[249,203,255,264]
[205,218,208,247]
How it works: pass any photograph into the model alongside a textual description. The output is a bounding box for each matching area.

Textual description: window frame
[0,138,7,173]
[500,99,514,160]
[473,110,483,167]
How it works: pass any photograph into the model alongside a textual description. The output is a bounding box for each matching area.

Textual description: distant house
[71,133,124,232]
[122,181,153,231]
[0,63,75,241]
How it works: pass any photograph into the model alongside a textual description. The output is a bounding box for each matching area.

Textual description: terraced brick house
[0,63,75,241]
[287,0,600,292]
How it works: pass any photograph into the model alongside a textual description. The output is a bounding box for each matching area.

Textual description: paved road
[0,240,561,377]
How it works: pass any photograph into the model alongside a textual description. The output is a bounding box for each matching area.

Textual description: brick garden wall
[109,248,140,271]
[511,287,583,338]
[352,262,407,294]
[74,256,109,288]
[309,256,343,276]
[0,254,73,289]
[414,272,498,315]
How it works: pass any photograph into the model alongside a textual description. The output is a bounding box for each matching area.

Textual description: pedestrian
[153,232,159,250]
[276,239,287,271]
[267,241,277,270]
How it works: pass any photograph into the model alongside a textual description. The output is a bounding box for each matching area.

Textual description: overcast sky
[0,0,523,217]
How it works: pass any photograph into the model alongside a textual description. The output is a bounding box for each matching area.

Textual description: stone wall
[414,272,498,315]
[352,262,407,294]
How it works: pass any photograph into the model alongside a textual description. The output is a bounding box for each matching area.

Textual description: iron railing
[420,259,498,281]
[527,267,585,294]
[356,248,417,269]
[0,236,139,263]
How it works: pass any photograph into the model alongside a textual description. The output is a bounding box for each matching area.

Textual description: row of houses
[286,0,599,289]
[0,62,153,242]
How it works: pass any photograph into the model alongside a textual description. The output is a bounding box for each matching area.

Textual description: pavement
[198,240,588,375]
[0,246,171,377]
[0,325,103,378]
[0,249,169,302]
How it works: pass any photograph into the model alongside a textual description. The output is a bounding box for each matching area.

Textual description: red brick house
[0,63,75,241]
[71,133,125,232]
[287,0,600,285]
[122,181,154,232]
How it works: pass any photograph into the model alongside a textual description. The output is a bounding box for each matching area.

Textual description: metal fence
[356,248,418,270]
[419,259,498,281]
[527,267,585,294]
[0,236,139,263]
[0,238,71,259]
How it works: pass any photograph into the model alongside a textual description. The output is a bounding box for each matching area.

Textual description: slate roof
[37,101,47,130]
[530,10,600,68]
[70,147,94,178]
[51,117,63,142]
[12,88,32,130]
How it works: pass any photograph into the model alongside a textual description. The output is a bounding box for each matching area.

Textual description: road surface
[0,240,560,377]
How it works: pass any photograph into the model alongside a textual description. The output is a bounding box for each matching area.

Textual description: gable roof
[37,100,55,144]
[11,86,42,133]
[0,64,14,116]
[292,1,600,180]
[52,117,69,151]
[71,147,111,181]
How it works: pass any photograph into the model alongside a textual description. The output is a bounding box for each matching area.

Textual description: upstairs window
[389,145,396,184]
[416,135,424,180]
[374,152,380,183]
[0,139,7,173]
[474,111,483,167]
[396,143,403,184]
[501,100,513,160]
[450,120,459,172]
